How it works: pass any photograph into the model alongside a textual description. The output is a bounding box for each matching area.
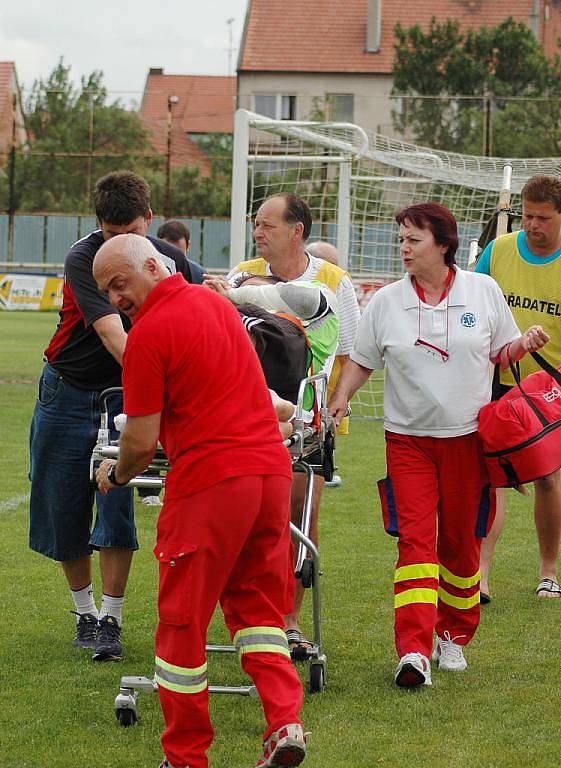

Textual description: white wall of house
[237,72,397,137]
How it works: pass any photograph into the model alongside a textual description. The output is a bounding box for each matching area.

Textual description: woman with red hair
[330,203,548,688]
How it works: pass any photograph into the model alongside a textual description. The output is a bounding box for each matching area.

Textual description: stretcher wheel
[309,663,325,694]
[322,431,335,482]
[116,708,138,727]
[300,559,313,589]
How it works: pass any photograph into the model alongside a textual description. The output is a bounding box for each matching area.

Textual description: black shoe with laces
[92,614,123,661]
[71,612,98,649]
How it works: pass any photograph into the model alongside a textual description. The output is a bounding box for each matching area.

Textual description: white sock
[71,583,98,620]
[99,594,124,625]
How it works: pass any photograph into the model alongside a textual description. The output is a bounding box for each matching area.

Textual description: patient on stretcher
[205,273,339,411]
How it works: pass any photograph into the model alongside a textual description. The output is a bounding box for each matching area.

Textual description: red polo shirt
[122,274,292,499]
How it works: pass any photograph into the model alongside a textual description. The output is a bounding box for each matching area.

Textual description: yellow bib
[490,232,561,385]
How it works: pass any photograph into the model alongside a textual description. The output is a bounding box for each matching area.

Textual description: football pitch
[1,311,558,768]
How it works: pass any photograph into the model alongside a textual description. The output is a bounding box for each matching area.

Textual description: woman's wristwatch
[107,463,128,487]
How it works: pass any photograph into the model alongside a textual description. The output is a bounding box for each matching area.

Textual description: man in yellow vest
[225,192,360,653]
[476,174,561,601]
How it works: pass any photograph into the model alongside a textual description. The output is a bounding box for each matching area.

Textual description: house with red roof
[0,62,27,155]
[237,0,561,136]
[140,69,236,172]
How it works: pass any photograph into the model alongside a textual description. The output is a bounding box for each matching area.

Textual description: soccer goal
[230,109,560,418]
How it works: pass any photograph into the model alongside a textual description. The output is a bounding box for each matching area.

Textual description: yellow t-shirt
[489,231,561,385]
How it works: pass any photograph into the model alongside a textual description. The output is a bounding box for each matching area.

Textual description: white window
[325,94,354,122]
[253,94,296,120]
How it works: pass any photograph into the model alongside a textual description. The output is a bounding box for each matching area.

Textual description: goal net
[230,109,560,418]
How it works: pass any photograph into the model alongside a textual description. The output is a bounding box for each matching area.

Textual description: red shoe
[254,723,307,767]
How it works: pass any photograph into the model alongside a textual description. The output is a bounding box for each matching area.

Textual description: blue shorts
[29,364,137,561]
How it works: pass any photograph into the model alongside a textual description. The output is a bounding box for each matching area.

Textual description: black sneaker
[71,612,98,649]
[92,614,123,661]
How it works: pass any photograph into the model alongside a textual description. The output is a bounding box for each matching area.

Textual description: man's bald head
[307,241,339,266]
[93,234,170,320]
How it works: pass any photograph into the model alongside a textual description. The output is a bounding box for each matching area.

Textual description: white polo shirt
[351,268,520,437]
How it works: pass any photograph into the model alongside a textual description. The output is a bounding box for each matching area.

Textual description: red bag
[478,352,561,487]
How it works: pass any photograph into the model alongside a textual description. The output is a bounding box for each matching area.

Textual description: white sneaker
[394,652,432,687]
[325,475,342,488]
[140,495,162,506]
[432,631,468,671]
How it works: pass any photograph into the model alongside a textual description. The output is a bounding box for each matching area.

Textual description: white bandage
[114,413,127,432]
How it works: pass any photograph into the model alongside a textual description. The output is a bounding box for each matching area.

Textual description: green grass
[0,311,558,768]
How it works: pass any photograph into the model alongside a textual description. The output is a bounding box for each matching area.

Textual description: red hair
[395,203,458,266]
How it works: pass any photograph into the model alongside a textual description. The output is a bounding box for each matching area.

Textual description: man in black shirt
[29,171,200,661]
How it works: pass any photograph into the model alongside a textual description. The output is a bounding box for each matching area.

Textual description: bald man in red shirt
[94,234,306,768]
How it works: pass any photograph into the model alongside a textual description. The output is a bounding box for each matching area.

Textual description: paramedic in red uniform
[329,203,548,689]
[93,234,306,768]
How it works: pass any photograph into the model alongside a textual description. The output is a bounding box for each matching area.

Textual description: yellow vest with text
[233,257,351,433]
[489,232,561,385]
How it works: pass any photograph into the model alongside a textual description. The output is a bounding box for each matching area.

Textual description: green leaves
[392,16,561,155]
[2,60,233,217]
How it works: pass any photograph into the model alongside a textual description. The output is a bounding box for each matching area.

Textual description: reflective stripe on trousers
[234,626,291,658]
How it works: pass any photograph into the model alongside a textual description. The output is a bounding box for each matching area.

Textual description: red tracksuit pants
[154,474,303,768]
[378,431,495,660]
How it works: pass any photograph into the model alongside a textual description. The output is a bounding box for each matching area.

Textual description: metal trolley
[90,373,335,727]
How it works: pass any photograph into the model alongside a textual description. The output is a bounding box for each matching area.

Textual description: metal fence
[0,214,233,272]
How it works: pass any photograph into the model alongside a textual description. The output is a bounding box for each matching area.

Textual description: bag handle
[530,351,561,387]
[508,350,561,428]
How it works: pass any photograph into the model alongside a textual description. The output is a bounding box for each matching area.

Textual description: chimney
[149,67,164,76]
[366,0,382,52]
[528,0,540,40]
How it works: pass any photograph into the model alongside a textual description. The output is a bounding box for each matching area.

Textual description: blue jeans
[29,364,137,561]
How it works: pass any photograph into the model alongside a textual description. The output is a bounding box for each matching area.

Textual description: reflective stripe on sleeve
[233,626,291,658]
[155,656,208,695]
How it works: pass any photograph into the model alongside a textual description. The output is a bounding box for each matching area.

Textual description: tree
[11,59,154,211]
[391,17,561,156]
[146,133,233,217]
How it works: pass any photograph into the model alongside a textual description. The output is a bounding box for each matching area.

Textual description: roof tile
[239,0,561,74]
[141,73,236,133]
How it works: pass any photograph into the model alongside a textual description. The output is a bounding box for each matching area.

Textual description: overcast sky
[1,1,248,102]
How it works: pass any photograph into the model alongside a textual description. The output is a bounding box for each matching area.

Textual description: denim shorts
[29,364,137,561]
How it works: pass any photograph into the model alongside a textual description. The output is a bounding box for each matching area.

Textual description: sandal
[285,629,313,661]
[535,578,561,597]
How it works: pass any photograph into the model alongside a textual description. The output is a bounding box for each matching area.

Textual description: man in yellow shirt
[223,192,360,653]
[476,174,561,600]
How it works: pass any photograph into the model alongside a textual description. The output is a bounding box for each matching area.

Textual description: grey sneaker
[92,614,123,661]
[432,631,468,671]
[71,612,98,649]
[254,723,307,767]
[140,495,162,506]
[395,652,432,687]
[324,475,342,488]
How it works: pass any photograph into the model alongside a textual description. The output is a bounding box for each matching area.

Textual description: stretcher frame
[90,372,335,727]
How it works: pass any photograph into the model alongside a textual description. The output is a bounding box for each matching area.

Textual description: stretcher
[90,372,335,727]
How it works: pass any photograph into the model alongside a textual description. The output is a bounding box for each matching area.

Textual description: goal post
[230,109,369,270]
[230,108,560,417]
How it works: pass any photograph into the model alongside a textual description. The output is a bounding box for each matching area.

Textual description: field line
[0,494,29,513]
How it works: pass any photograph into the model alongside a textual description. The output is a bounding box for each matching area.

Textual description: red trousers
[154,474,303,768]
[378,431,495,660]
